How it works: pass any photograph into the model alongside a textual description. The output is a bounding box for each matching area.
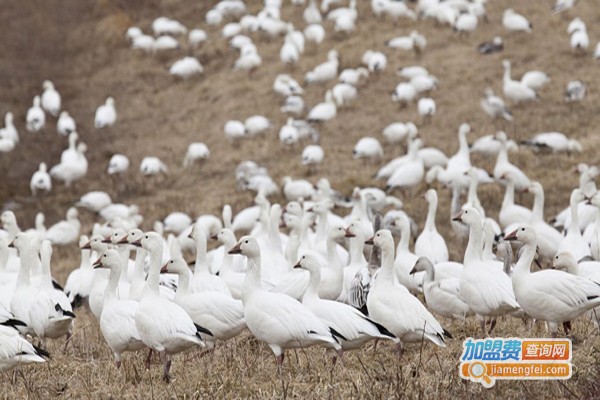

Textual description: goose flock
[1,0,600,392]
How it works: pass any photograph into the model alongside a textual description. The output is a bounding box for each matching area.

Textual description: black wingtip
[194,323,214,337]
[0,318,27,329]
[329,327,348,343]
[367,317,396,339]
[52,279,65,292]
[443,328,453,339]
[55,303,76,318]
[33,345,51,360]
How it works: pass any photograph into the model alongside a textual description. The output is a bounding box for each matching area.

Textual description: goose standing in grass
[410,257,471,320]
[188,29,207,47]
[506,226,600,336]
[64,235,94,308]
[244,115,271,136]
[213,228,245,299]
[454,208,520,334]
[45,207,80,245]
[188,222,231,295]
[493,131,530,191]
[25,239,75,345]
[526,182,564,260]
[229,236,341,373]
[304,49,338,85]
[385,139,424,193]
[366,230,450,353]
[107,154,130,175]
[502,60,537,103]
[417,98,436,122]
[140,157,167,176]
[94,250,145,369]
[295,253,396,354]
[169,57,203,79]
[95,97,117,129]
[521,70,550,91]
[57,111,76,136]
[30,162,51,196]
[307,90,337,122]
[415,189,448,264]
[353,137,383,162]
[521,132,582,153]
[76,191,112,213]
[502,9,532,33]
[498,179,532,229]
[26,96,45,132]
[0,112,18,143]
[565,80,586,103]
[301,145,324,169]
[129,232,209,382]
[161,255,246,349]
[558,189,591,261]
[339,67,368,86]
[480,88,513,121]
[41,80,61,117]
[477,37,503,55]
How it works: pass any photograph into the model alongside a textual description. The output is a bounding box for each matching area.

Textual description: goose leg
[276,353,285,375]
[562,321,572,336]
[160,351,171,383]
[144,349,153,370]
[488,318,497,335]
[115,353,122,369]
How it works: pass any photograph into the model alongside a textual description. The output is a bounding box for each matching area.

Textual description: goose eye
[170,260,173,263]
[245,240,248,244]
[521,228,525,231]
[145,235,148,239]
[103,254,107,257]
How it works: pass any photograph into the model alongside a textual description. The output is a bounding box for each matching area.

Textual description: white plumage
[95,97,117,129]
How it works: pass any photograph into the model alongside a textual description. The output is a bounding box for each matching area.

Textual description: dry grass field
[1,0,600,398]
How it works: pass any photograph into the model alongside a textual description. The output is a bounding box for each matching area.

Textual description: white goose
[502,60,537,103]
[353,137,383,162]
[82,235,111,319]
[307,90,337,122]
[228,236,340,372]
[26,96,45,132]
[64,235,94,308]
[524,182,562,260]
[41,80,61,116]
[169,57,203,79]
[502,9,532,32]
[415,189,448,264]
[366,230,450,353]
[94,250,145,369]
[27,240,75,344]
[453,207,520,334]
[161,255,246,349]
[494,131,530,191]
[410,257,471,320]
[213,229,245,299]
[521,132,582,153]
[129,232,209,382]
[480,88,513,121]
[45,207,81,245]
[499,179,532,229]
[304,49,338,85]
[188,222,231,295]
[295,253,397,352]
[107,154,130,175]
[506,226,600,336]
[95,97,117,128]
[391,214,422,293]
[30,162,51,196]
[385,139,424,192]
[558,189,591,261]
[1,112,19,143]
[76,191,112,213]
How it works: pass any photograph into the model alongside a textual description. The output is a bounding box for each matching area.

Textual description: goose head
[452,206,482,227]
[458,122,471,137]
[78,235,89,249]
[83,234,109,252]
[5,112,13,125]
[9,232,33,252]
[526,181,543,195]
[40,239,53,263]
[502,59,510,70]
[550,252,577,274]
[345,220,364,238]
[106,97,115,107]
[410,256,433,275]
[42,80,55,90]
[504,225,537,244]
[104,228,127,245]
[214,228,235,246]
[424,188,437,203]
[119,228,143,246]
[293,253,320,273]
[328,223,347,242]
[228,235,260,258]
[66,207,79,221]
[33,96,41,107]
[364,229,394,251]
[133,231,162,251]
[93,249,122,271]
[494,131,508,142]
[284,201,303,217]
[160,255,188,275]
[1,211,17,228]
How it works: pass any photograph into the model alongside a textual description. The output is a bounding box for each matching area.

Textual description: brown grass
[1,0,600,397]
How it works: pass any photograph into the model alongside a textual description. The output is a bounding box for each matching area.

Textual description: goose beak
[306,207,314,212]
[92,257,103,269]
[365,236,374,245]
[228,242,242,254]
[8,241,14,248]
[451,212,463,222]
[160,263,169,274]
[504,229,518,241]
[131,239,142,247]
[187,233,193,239]
[522,187,529,193]
[116,236,129,244]
[293,261,302,269]
[344,228,355,238]
[80,241,91,250]
[210,234,218,241]
[101,235,112,244]
[409,266,417,275]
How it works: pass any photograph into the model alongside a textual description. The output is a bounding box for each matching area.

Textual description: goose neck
[464,220,483,265]
[144,245,162,295]
[532,189,545,221]
[105,266,121,301]
[304,267,321,301]
[424,196,438,231]
[513,242,536,279]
